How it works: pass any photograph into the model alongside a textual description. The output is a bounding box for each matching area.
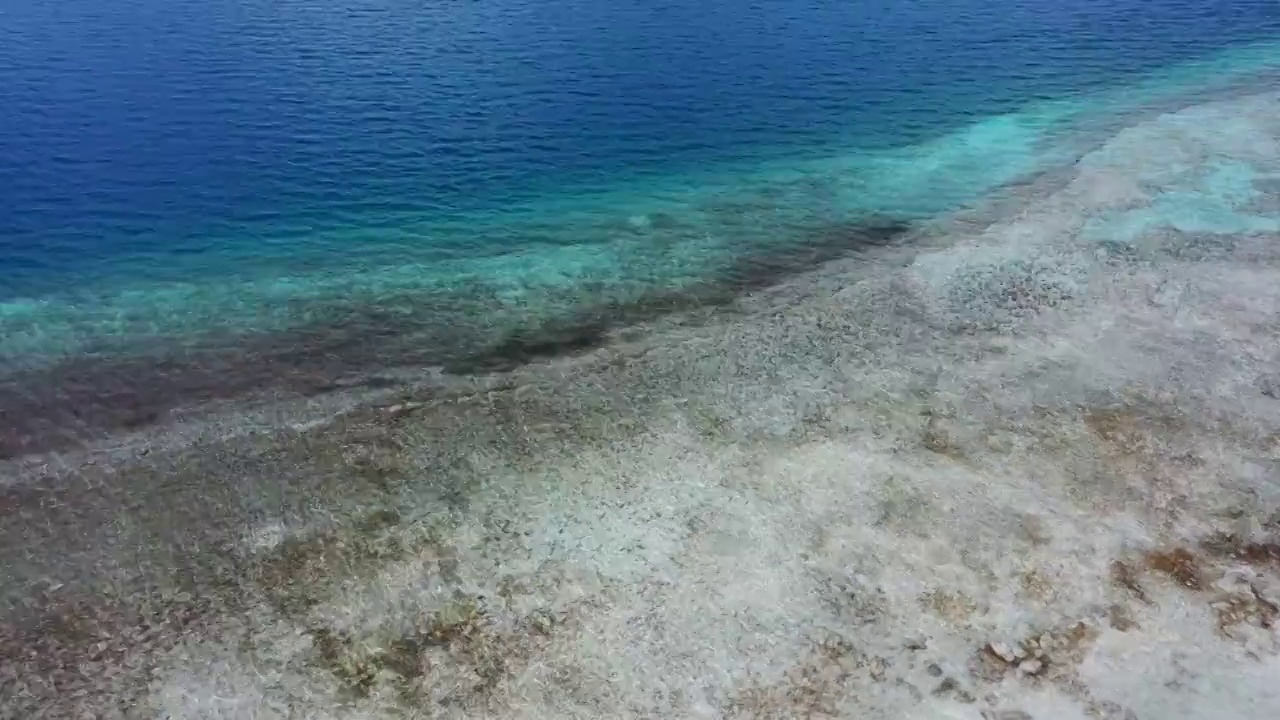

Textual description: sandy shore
[4,91,1280,719]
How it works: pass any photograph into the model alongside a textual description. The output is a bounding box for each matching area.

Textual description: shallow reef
[5,93,1280,720]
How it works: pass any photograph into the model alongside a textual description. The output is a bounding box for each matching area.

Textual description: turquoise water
[4,40,1279,365]
[2,0,1280,455]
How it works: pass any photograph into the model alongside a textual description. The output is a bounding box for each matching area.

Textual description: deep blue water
[3,0,1279,292]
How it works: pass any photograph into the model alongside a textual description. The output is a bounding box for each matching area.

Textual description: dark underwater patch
[0,216,911,459]
[445,216,911,373]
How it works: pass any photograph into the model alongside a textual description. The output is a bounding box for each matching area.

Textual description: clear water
[1,0,1279,442]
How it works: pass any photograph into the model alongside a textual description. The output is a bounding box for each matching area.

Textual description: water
[2,0,1280,455]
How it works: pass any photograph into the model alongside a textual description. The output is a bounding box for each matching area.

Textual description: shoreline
[4,89,1280,718]
[6,65,1279,463]
[0,217,910,461]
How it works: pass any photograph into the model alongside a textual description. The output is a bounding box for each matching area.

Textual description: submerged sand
[4,91,1280,719]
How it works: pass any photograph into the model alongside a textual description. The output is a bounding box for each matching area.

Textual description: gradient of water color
[2,0,1280,456]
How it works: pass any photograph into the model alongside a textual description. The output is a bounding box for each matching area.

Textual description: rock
[1017,658,1045,676]
[1214,568,1257,596]
[987,641,1022,664]
[1252,575,1280,609]
[383,401,424,418]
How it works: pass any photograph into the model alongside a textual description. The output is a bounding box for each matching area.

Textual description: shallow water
[5,86,1280,718]
[2,2,1280,456]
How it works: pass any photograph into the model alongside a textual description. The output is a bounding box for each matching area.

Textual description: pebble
[384,401,424,416]
[988,641,1022,663]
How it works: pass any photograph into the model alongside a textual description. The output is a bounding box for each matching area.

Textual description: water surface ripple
[1,0,1279,454]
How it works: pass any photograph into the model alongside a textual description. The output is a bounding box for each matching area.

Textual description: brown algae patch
[307,597,562,707]
[1144,547,1203,591]
[1109,531,1280,640]
[1109,560,1150,603]
[727,638,896,719]
[250,508,439,616]
[1082,397,1192,453]
[921,589,981,624]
